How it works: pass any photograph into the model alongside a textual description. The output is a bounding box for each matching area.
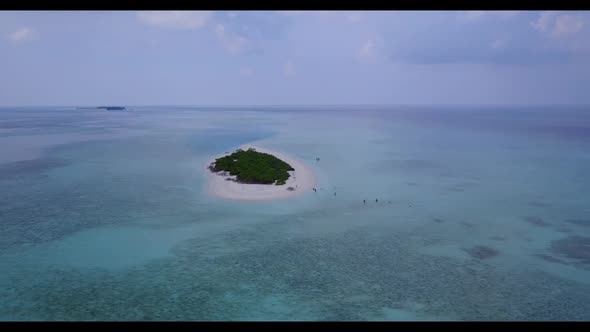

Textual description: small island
[205,145,316,201]
[77,106,126,111]
[209,148,294,185]
[97,106,126,111]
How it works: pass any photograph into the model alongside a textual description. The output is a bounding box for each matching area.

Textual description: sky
[1,10,589,106]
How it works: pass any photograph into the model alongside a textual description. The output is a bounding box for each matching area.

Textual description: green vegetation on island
[209,148,294,185]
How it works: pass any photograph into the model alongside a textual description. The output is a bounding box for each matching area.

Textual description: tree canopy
[209,148,294,185]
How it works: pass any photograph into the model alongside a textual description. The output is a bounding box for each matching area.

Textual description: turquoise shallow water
[1,105,590,320]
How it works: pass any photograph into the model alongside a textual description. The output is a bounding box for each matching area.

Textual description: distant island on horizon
[77,106,126,111]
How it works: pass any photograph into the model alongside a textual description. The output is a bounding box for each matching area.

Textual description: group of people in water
[311,158,394,205]
[363,199,379,204]
[311,187,392,205]
[363,199,391,204]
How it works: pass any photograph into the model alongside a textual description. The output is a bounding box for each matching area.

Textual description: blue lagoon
[1,105,590,320]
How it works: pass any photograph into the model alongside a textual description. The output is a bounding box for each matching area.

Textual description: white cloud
[215,24,249,54]
[531,11,558,32]
[358,38,383,62]
[136,11,211,30]
[459,11,520,22]
[359,39,376,59]
[275,11,305,16]
[276,11,334,17]
[347,12,363,23]
[497,11,521,19]
[283,60,296,76]
[531,12,584,38]
[239,67,254,77]
[8,27,34,43]
[460,11,486,21]
[137,11,248,54]
[491,38,509,50]
[552,14,584,37]
[498,10,521,18]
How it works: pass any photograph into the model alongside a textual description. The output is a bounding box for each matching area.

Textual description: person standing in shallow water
[376,199,378,203]
[363,200,366,204]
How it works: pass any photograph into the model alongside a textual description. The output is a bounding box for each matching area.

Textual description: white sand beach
[205,144,316,201]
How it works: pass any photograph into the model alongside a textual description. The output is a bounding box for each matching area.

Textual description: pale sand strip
[204,144,317,201]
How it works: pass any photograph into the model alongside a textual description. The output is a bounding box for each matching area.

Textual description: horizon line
[1,103,590,108]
